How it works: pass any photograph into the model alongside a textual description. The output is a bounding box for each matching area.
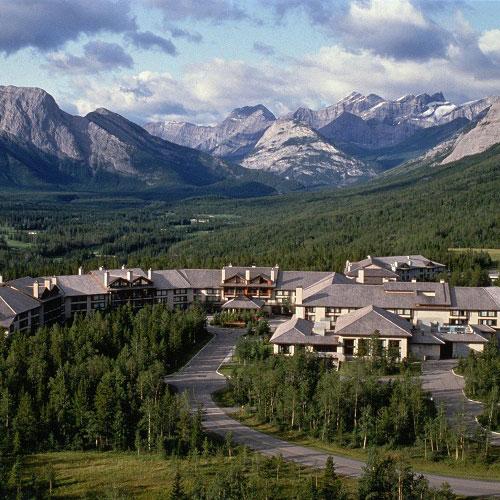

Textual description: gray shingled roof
[347,255,445,275]
[469,324,497,334]
[57,275,107,297]
[409,331,445,345]
[270,316,339,345]
[179,269,221,289]
[221,296,264,310]
[334,305,413,338]
[436,332,488,344]
[152,270,191,290]
[276,271,349,290]
[303,282,452,308]
[450,287,500,310]
[0,285,41,315]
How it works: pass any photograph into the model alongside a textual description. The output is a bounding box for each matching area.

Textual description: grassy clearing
[228,411,500,482]
[448,247,500,263]
[0,224,35,249]
[23,450,357,499]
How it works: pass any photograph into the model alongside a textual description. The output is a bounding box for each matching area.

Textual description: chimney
[296,286,303,305]
[99,266,103,271]
[440,279,445,283]
[104,271,110,287]
[411,278,417,283]
[33,281,39,299]
[51,277,57,287]
[222,267,226,282]
[271,267,277,282]
[357,269,365,284]
[127,270,133,282]
[245,269,251,281]
[121,264,125,270]
[44,278,51,290]
[148,268,152,280]
[0,275,3,284]
[78,266,83,276]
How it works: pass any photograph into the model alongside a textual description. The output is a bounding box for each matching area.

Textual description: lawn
[23,450,357,499]
[448,247,500,263]
[227,410,500,482]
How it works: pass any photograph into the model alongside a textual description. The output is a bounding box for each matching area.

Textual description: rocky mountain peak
[227,104,275,121]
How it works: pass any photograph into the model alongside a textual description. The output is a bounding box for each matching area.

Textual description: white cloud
[73,38,500,126]
[349,0,427,27]
[479,29,500,63]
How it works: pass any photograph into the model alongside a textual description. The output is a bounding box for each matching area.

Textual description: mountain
[442,101,500,164]
[0,86,288,197]
[240,119,374,187]
[145,104,276,160]
[147,91,497,181]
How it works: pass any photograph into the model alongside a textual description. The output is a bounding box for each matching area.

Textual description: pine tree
[170,469,185,500]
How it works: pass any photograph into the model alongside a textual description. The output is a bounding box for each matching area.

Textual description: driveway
[166,328,500,496]
[422,360,500,446]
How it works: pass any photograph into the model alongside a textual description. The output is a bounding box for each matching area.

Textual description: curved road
[166,327,500,497]
[422,360,500,446]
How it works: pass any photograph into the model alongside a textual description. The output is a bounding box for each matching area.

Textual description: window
[344,339,354,356]
[279,345,290,354]
[156,290,168,296]
[479,311,496,317]
[174,296,188,303]
[314,345,337,353]
[479,319,497,327]
[174,289,188,295]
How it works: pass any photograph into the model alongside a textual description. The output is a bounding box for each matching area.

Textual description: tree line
[0,304,208,496]
[228,346,494,463]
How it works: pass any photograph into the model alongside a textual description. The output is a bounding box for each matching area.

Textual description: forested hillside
[164,145,500,277]
[0,146,498,282]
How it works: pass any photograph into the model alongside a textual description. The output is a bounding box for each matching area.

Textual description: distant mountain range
[0,85,295,197]
[0,85,498,195]
[146,91,500,184]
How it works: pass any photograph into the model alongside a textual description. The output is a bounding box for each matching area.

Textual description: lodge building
[1,257,498,361]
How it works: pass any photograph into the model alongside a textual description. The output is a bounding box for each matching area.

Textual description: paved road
[166,328,500,497]
[422,360,500,446]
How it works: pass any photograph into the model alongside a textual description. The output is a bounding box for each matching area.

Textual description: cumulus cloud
[338,0,451,60]
[479,29,500,64]
[73,38,500,126]
[125,31,177,55]
[253,42,275,56]
[143,0,247,22]
[46,41,134,74]
[0,0,135,54]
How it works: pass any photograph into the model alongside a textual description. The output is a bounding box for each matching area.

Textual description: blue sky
[0,0,499,124]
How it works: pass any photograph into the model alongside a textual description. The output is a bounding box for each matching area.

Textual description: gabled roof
[409,331,445,345]
[178,269,221,289]
[0,285,41,316]
[57,274,107,296]
[223,266,276,281]
[270,316,339,345]
[221,296,264,310]
[450,286,500,310]
[303,282,452,308]
[347,255,446,275]
[469,324,497,334]
[152,270,191,289]
[334,305,413,338]
[436,332,489,344]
